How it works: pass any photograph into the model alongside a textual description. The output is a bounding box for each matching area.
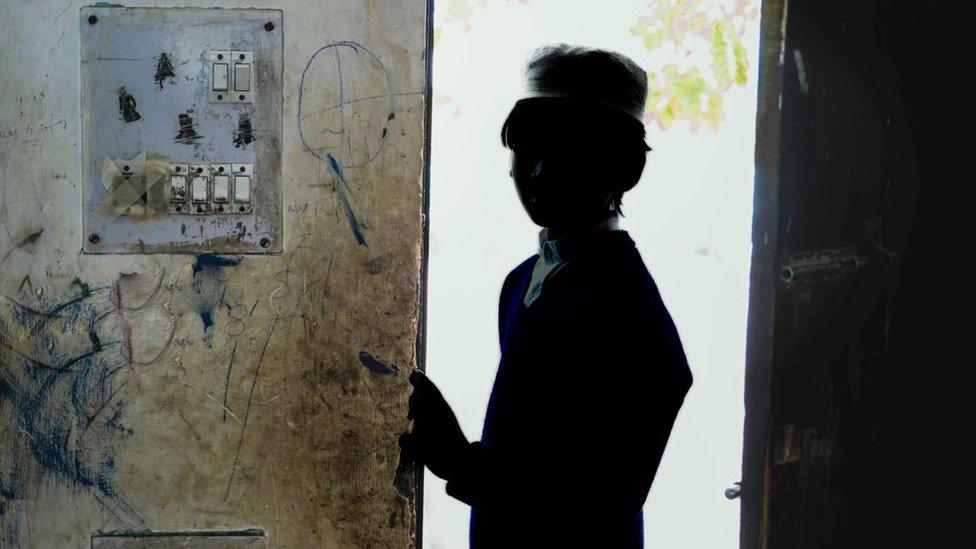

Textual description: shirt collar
[537,216,621,264]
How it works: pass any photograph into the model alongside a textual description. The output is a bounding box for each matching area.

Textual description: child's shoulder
[504,254,540,284]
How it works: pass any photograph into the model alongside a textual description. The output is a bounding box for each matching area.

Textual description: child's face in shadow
[509,138,613,232]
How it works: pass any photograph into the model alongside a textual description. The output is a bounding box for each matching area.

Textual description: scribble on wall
[1,2,426,546]
[0,278,146,544]
[297,41,401,247]
[191,253,242,347]
[297,41,396,169]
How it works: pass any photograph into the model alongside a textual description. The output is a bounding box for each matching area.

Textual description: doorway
[424,1,762,547]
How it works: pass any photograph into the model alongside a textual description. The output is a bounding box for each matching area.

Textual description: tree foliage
[631,0,758,132]
[432,0,759,133]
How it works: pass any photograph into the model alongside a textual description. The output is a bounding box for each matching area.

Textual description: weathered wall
[0,1,429,547]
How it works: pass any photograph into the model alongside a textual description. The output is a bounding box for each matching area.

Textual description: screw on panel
[260,238,271,248]
[88,234,100,244]
[88,15,98,25]
[264,21,275,31]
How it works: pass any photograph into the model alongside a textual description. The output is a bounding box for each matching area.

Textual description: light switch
[213,175,230,203]
[191,177,208,203]
[234,176,251,203]
[212,63,229,91]
[170,176,187,202]
[234,63,251,91]
[209,51,253,103]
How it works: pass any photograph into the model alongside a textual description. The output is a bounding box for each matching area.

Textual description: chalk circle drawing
[298,41,396,169]
[298,41,397,247]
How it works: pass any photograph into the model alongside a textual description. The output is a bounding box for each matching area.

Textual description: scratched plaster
[0,1,429,547]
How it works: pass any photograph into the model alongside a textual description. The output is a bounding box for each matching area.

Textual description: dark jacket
[445,229,693,548]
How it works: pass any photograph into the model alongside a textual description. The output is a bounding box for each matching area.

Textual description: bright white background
[424,2,760,547]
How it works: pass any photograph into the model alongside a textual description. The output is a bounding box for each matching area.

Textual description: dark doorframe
[741,2,955,547]
[740,0,786,546]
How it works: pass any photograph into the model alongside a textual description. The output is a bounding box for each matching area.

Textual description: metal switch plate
[80,6,282,254]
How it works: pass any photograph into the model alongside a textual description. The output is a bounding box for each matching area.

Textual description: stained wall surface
[0,1,429,547]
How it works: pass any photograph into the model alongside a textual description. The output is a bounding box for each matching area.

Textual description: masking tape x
[97,152,170,225]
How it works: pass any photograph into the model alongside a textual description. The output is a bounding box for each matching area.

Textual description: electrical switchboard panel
[80,6,283,254]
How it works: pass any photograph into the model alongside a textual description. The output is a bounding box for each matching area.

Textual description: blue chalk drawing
[358,350,399,376]
[326,153,368,246]
[191,254,241,347]
[1,280,143,543]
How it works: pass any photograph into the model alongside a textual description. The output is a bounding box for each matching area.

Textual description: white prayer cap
[520,44,648,124]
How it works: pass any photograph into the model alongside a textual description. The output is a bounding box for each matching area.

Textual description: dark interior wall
[744,1,959,547]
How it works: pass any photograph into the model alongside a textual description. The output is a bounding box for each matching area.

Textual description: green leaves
[631,0,758,133]
[429,0,758,134]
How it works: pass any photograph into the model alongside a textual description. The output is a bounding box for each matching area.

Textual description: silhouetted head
[501,44,651,231]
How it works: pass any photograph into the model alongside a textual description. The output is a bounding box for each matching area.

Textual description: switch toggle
[235,176,251,203]
[232,163,253,213]
[191,176,208,203]
[168,164,190,212]
[234,63,251,91]
[209,164,232,208]
[170,176,187,202]
[212,63,229,91]
[209,51,252,103]
[213,175,230,203]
